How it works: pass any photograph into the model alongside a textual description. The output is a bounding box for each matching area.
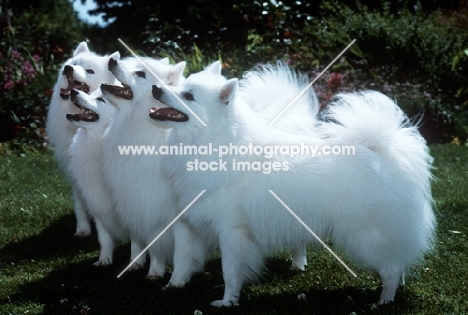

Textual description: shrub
[293,1,468,142]
[0,47,55,155]
[0,0,87,155]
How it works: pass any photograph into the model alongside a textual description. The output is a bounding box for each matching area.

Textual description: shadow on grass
[0,214,98,263]
[0,214,423,314]
[6,252,422,315]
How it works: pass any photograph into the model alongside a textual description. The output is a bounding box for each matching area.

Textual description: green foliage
[2,0,87,64]
[452,48,468,105]
[159,43,222,75]
[303,2,466,88]
[293,1,468,142]
[450,48,468,140]
[0,0,87,155]
[195,0,467,142]
[0,47,49,154]
[2,0,468,152]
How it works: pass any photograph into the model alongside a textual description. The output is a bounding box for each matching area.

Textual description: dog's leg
[210,226,263,307]
[72,186,91,237]
[93,217,115,266]
[378,267,402,305]
[129,241,146,271]
[291,244,307,271]
[146,250,166,279]
[166,223,207,288]
[400,272,405,286]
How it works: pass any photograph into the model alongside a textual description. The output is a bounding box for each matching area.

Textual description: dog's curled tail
[321,91,433,187]
[238,62,319,133]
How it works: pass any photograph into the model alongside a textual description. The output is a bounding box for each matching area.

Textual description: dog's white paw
[74,219,92,237]
[74,228,91,238]
[378,298,395,305]
[290,263,306,271]
[162,282,184,291]
[145,274,163,281]
[128,262,144,271]
[93,257,112,267]
[290,250,307,271]
[210,300,239,307]
[147,263,165,280]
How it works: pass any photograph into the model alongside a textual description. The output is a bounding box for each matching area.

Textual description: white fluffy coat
[150,62,435,306]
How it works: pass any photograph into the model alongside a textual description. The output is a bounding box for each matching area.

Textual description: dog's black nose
[62,65,73,76]
[108,58,118,71]
[152,85,163,100]
[70,89,79,101]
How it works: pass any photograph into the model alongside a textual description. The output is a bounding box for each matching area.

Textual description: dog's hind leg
[291,244,307,271]
[378,267,402,305]
[72,186,91,237]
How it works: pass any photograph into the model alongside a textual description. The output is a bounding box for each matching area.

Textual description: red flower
[45,89,53,97]
[327,73,343,93]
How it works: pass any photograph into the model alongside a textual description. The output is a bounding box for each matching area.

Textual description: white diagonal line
[117,190,206,278]
[268,190,357,278]
[268,39,356,126]
[117,38,208,127]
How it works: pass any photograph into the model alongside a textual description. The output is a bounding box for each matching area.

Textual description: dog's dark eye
[135,71,146,78]
[97,97,105,103]
[86,69,95,74]
[183,92,194,101]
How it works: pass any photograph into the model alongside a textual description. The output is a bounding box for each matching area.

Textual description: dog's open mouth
[149,106,188,122]
[101,83,133,100]
[60,75,90,99]
[67,99,99,122]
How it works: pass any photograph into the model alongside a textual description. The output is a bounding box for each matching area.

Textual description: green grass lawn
[0,144,467,315]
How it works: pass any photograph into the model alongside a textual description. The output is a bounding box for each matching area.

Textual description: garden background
[1,0,468,153]
[1,0,468,314]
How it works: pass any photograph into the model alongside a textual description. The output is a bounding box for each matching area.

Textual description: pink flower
[11,49,21,60]
[22,60,36,80]
[4,81,14,90]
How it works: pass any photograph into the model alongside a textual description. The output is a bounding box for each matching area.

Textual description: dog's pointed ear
[205,60,221,75]
[167,61,186,85]
[73,42,89,56]
[108,51,121,61]
[160,57,170,65]
[220,78,238,106]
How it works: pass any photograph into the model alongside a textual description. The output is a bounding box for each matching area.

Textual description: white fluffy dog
[100,56,185,277]
[67,89,130,266]
[149,61,435,306]
[46,42,120,237]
